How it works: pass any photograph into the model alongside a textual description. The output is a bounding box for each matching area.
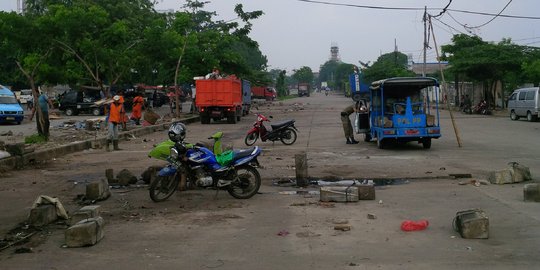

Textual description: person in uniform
[340,101,360,144]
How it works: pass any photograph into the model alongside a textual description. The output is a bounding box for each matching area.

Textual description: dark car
[58,89,104,116]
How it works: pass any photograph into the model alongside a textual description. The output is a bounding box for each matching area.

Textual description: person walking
[340,101,360,144]
[130,91,145,125]
[106,95,124,151]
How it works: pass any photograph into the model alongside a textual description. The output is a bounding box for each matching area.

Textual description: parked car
[58,89,104,116]
[507,87,539,122]
[0,85,25,125]
[18,89,33,104]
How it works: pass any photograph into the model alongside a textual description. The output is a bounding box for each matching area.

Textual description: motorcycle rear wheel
[149,173,179,202]
[227,165,261,199]
[280,128,297,145]
[244,132,259,146]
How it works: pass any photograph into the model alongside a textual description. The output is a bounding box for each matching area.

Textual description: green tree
[442,34,525,104]
[275,70,287,97]
[0,11,56,138]
[292,66,314,84]
[362,51,414,83]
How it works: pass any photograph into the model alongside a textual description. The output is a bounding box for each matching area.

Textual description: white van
[507,87,540,121]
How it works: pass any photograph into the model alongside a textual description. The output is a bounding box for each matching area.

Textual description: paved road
[1,92,539,269]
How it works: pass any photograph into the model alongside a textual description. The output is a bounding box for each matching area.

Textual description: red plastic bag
[401,220,429,231]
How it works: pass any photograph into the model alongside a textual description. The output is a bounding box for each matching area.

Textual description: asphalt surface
[0,92,539,269]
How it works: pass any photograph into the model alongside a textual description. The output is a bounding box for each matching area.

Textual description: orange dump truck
[195,76,243,124]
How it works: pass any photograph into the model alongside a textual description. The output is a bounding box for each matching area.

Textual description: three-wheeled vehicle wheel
[422,138,432,149]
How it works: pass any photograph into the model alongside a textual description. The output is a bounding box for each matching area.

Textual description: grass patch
[24,134,48,144]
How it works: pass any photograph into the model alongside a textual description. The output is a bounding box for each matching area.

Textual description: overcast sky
[2,0,540,72]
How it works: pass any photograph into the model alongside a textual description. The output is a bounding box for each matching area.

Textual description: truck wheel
[65,108,75,116]
[201,113,210,124]
[510,110,519,121]
[92,108,101,116]
[422,138,432,149]
[227,112,237,124]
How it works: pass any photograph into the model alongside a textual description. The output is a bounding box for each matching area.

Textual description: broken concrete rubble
[523,183,540,202]
[86,178,111,201]
[69,205,101,226]
[116,169,138,186]
[454,209,489,239]
[65,216,105,248]
[488,162,532,184]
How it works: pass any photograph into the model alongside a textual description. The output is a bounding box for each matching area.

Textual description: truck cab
[357,77,441,149]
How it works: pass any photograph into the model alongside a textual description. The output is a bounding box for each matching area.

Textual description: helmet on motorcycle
[168,122,187,142]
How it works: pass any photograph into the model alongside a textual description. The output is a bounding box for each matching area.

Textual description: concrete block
[357,184,375,200]
[141,166,162,184]
[29,204,57,227]
[5,143,25,156]
[105,168,114,182]
[454,209,489,239]
[65,217,105,247]
[90,140,102,149]
[295,152,308,187]
[488,169,513,185]
[116,169,137,186]
[86,179,111,201]
[509,162,532,183]
[69,205,102,225]
[320,186,359,202]
[524,183,540,202]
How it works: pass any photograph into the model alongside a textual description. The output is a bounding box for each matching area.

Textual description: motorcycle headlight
[170,147,179,159]
[257,116,263,122]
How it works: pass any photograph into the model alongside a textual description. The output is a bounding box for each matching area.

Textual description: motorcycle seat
[270,120,295,130]
[232,147,257,161]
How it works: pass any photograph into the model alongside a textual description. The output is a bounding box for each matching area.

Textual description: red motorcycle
[244,113,298,146]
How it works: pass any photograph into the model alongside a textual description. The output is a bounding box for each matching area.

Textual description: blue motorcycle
[148,123,262,202]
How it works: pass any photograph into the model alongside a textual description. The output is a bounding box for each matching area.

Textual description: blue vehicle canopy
[367,77,441,149]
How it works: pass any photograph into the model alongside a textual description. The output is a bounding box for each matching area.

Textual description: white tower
[330,42,340,62]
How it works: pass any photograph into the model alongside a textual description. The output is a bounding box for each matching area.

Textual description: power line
[432,0,453,18]
[465,0,513,29]
[295,0,540,20]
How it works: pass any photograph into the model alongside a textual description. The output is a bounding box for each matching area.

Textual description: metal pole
[422,6,427,77]
[429,16,462,147]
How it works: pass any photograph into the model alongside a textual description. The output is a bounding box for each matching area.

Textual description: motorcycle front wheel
[244,132,259,146]
[227,165,261,199]
[149,173,179,202]
[280,128,297,145]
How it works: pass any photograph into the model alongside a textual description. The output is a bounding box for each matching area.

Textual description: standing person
[340,101,360,144]
[152,89,158,108]
[106,95,124,151]
[130,91,144,125]
[116,90,128,130]
[205,68,222,79]
[29,91,54,138]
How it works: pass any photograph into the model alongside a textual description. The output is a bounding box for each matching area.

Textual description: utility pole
[422,6,427,77]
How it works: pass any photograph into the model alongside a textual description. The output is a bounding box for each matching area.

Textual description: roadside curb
[0,115,200,171]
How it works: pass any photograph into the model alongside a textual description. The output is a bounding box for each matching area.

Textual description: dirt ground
[1,93,540,269]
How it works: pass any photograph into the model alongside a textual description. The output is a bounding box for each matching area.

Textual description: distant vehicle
[58,89,103,116]
[17,89,33,104]
[0,85,25,125]
[507,87,539,122]
[251,86,276,101]
[298,83,310,97]
[196,75,243,124]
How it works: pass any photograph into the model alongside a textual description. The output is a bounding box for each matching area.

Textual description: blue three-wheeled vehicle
[356,77,442,149]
